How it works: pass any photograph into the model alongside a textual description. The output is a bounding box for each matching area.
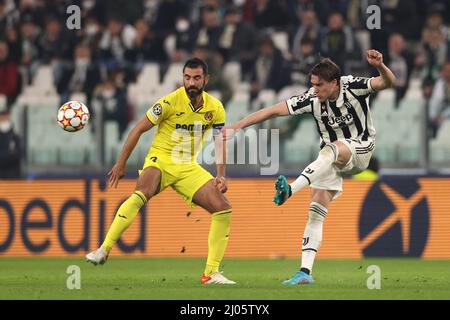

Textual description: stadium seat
[277,85,306,101]
[105,122,119,165]
[251,89,276,113]
[355,30,371,56]
[431,120,450,164]
[30,65,57,95]
[208,90,222,101]
[0,94,6,110]
[284,118,318,163]
[271,31,290,59]
[223,62,242,91]
[136,63,160,95]
[162,63,183,89]
[69,92,87,103]
[163,34,176,57]
[226,91,250,124]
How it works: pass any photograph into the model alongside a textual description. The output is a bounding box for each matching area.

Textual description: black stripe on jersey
[329,100,352,139]
[347,77,371,90]
[356,143,375,154]
[320,103,337,142]
[347,88,370,141]
[343,91,364,136]
[290,94,313,113]
[356,145,375,153]
[355,142,374,150]
[311,100,325,144]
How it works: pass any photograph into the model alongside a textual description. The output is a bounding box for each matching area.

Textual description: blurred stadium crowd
[1,0,450,177]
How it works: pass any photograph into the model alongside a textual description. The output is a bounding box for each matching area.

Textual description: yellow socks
[204,209,232,276]
[102,191,147,252]
[102,192,230,276]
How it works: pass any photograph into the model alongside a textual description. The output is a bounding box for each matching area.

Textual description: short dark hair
[310,58,341,82]
[183,58,209,75]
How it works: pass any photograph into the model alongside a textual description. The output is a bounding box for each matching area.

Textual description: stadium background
[1,0,450,261]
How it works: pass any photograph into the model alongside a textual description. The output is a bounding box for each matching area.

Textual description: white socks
[290,144,338,194]
[301,202,328,273]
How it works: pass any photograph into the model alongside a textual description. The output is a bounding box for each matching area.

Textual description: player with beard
[86,58,235,285]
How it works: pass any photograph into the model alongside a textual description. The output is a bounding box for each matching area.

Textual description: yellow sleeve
[212,104,226,136]
[146,99,170,125]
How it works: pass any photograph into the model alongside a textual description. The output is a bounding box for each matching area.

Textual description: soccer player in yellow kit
[86,58,235,285]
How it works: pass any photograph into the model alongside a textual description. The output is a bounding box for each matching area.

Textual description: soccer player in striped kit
[223,50,396,284]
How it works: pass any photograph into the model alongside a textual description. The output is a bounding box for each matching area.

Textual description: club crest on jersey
[152,104,162,116]
[204,111,213,122]
[344,101,353,109]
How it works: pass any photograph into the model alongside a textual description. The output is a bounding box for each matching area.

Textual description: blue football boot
[282,271,314,285]
[273,175,292,206]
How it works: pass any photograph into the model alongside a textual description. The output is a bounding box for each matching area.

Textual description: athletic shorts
[139,153,214,207]
[311,138,375,199]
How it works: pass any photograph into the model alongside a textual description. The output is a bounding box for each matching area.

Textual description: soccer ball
[57,101,90,132]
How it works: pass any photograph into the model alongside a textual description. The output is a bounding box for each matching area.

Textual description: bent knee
[333,141,352,168]
[209,198,232,214]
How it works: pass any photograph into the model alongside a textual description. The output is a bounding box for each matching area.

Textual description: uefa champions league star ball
[57,101,90,132]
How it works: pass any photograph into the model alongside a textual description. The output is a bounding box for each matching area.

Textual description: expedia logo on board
[359,179,429,257]
[0,181,147,254]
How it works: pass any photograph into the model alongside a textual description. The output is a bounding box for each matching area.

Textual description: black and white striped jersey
[286,75,376,148]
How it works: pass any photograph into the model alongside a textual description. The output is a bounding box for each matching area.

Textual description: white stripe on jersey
[286,75,376,147]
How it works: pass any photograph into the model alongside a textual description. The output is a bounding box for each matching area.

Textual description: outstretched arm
[367,49,397,91]
[230,101,290,130]
[108,115,154,188]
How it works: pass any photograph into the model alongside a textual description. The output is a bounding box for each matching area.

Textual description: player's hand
[367,49,383,68]
[221,125,238,141]
[214,176,228,193]
[108,163,125,188]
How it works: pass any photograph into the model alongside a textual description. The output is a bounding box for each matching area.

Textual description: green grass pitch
[1,258,449,299]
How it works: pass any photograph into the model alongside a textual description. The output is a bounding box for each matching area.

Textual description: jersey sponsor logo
[328,113,353,126]
[175,123,211,132]
[204,111,213,122]
[359,179,429,257]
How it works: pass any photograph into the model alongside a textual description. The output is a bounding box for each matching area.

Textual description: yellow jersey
[146,87,226,163]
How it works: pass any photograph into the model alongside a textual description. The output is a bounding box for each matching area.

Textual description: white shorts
[310,138,375,199]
